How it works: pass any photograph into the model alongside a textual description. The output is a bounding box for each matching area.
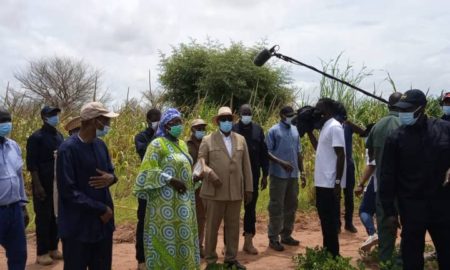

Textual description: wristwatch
[335,179,341,185]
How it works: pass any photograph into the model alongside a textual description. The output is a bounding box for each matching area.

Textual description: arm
[26,135,46,200]
[266,128,293,171]
[242,140,253,193]
[334,147,346,182]
[379,135,399,217]
[57,148,108,215]
[345,120,366,136]
[260,129,269,178]
[307,131,318,151]
[134,133,147,161]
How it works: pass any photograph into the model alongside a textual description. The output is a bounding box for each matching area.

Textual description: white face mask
[285,116,295,125]
[241,115,252,125]
[151,121,159,130]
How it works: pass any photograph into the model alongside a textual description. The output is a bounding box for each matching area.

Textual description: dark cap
[394,89,427,109]
[0,108,11,121]
[443,92,450,101]
[41,105,61,115]
[280,106,295,116]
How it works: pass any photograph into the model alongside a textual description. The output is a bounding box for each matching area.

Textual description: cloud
[1,0,449,106]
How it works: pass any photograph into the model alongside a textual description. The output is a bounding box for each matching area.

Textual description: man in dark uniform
[187,118,208,257]
[134,108,160,270]
[233,104,269,255]
[380,89,450,270]
[441,92,450,121]
[26,105,64,265]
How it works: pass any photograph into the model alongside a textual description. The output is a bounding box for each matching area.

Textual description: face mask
[443,106,450,115]
[285,116,295,125]
[151,121,159,130]
[168,125,183,138]
[46,115,59,127]
[0,122,12,137]
[194,130,205,140]
[399,112,418,126]
[241,116,252,125]
[96,125,111,137]
[219,121,233,133]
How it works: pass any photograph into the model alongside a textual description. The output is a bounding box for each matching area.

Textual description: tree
[15,56,108,113]
[159,40,294,111]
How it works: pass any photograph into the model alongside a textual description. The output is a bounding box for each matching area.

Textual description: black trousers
[400,216,450,270]
[62,235,113,270]
[33,196,58,255]
[135,198,146,263]
[243,189,259,235]
[316,187,340,257]
[337,163,355,228]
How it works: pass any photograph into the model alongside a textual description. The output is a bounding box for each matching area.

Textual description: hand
[386,216,401,229]
[244,191,253,205]
[334,184,341,198]
[280,161,294,173]
[100,206,113,224]
[300,173,307,188]
[193,175,203,183]
[89,169,115,189]
[33,185,46,201]
[260,176,268,190]
[355,185,364,197]
[169,178,187,194]
[22,207,29,228]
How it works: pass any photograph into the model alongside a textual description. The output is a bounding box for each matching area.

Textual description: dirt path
[0,214,399,270]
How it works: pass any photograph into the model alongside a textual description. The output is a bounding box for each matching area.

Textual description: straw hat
[212,107,237,123]
[80,102,119,121]
[64,116,81,132]
[191,118,207,127]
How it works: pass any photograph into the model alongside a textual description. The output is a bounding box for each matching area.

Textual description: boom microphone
[253,46,277,66]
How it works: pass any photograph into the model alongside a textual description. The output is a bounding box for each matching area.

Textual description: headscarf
[155,108,182,137]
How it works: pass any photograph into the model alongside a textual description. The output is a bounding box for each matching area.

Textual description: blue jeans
[359,178,376,236]
[0,203,27,270]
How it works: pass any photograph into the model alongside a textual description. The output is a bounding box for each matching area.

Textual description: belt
[0,201,19,209]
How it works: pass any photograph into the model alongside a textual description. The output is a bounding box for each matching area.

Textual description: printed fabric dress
[134,137,200,270]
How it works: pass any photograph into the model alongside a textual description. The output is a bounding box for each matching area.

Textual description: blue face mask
[284,116,295,125]
[399,112,418,126]
[241,116,252,125]
[443,105,450,115]
[0,122,12,137]
[96,125,111,137]
[219,121,233,133]
[46,115,59,127]
[194,130,205,140]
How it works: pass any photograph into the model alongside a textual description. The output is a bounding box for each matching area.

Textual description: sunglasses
[218,116,233,122]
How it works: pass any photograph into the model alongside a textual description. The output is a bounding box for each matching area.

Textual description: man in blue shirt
[266,106,306,252]
[57,102,119,270]
[0,109,28,270]
[26,105,64,265]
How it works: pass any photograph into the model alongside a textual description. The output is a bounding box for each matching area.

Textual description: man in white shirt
[313,98,346,257]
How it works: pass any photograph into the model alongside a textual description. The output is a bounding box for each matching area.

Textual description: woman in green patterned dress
[134,108,200,270]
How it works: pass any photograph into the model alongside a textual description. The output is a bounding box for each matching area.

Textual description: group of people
[0,89,449,270]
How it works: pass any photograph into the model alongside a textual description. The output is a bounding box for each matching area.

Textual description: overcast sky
[1,0,449,105]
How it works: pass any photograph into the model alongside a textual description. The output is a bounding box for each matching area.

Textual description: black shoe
[225,260,246,270]
[269,240,285,251]
[281,236,300,246]
[345,224,358,233]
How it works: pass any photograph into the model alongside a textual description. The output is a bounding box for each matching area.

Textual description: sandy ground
[0,214,411,270]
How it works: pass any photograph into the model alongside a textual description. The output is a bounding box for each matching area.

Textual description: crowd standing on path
[0,89,449,270]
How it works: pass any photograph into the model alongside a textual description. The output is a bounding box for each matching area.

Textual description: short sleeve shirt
[314,118,347,188]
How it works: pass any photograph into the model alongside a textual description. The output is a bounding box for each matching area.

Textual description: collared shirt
[0,138,27,206]
[233,121,269,179]
[134,127,156,161]
[57,136,115,242]
[314,118,347,188]
[266,121,301,179]
[26,123,64,189]
[365,111,400,188]
[221,131,233,157]
[380,117,450,220]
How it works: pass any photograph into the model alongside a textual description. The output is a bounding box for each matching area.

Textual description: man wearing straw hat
[199,106,253,270]
[57,102,119,270]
